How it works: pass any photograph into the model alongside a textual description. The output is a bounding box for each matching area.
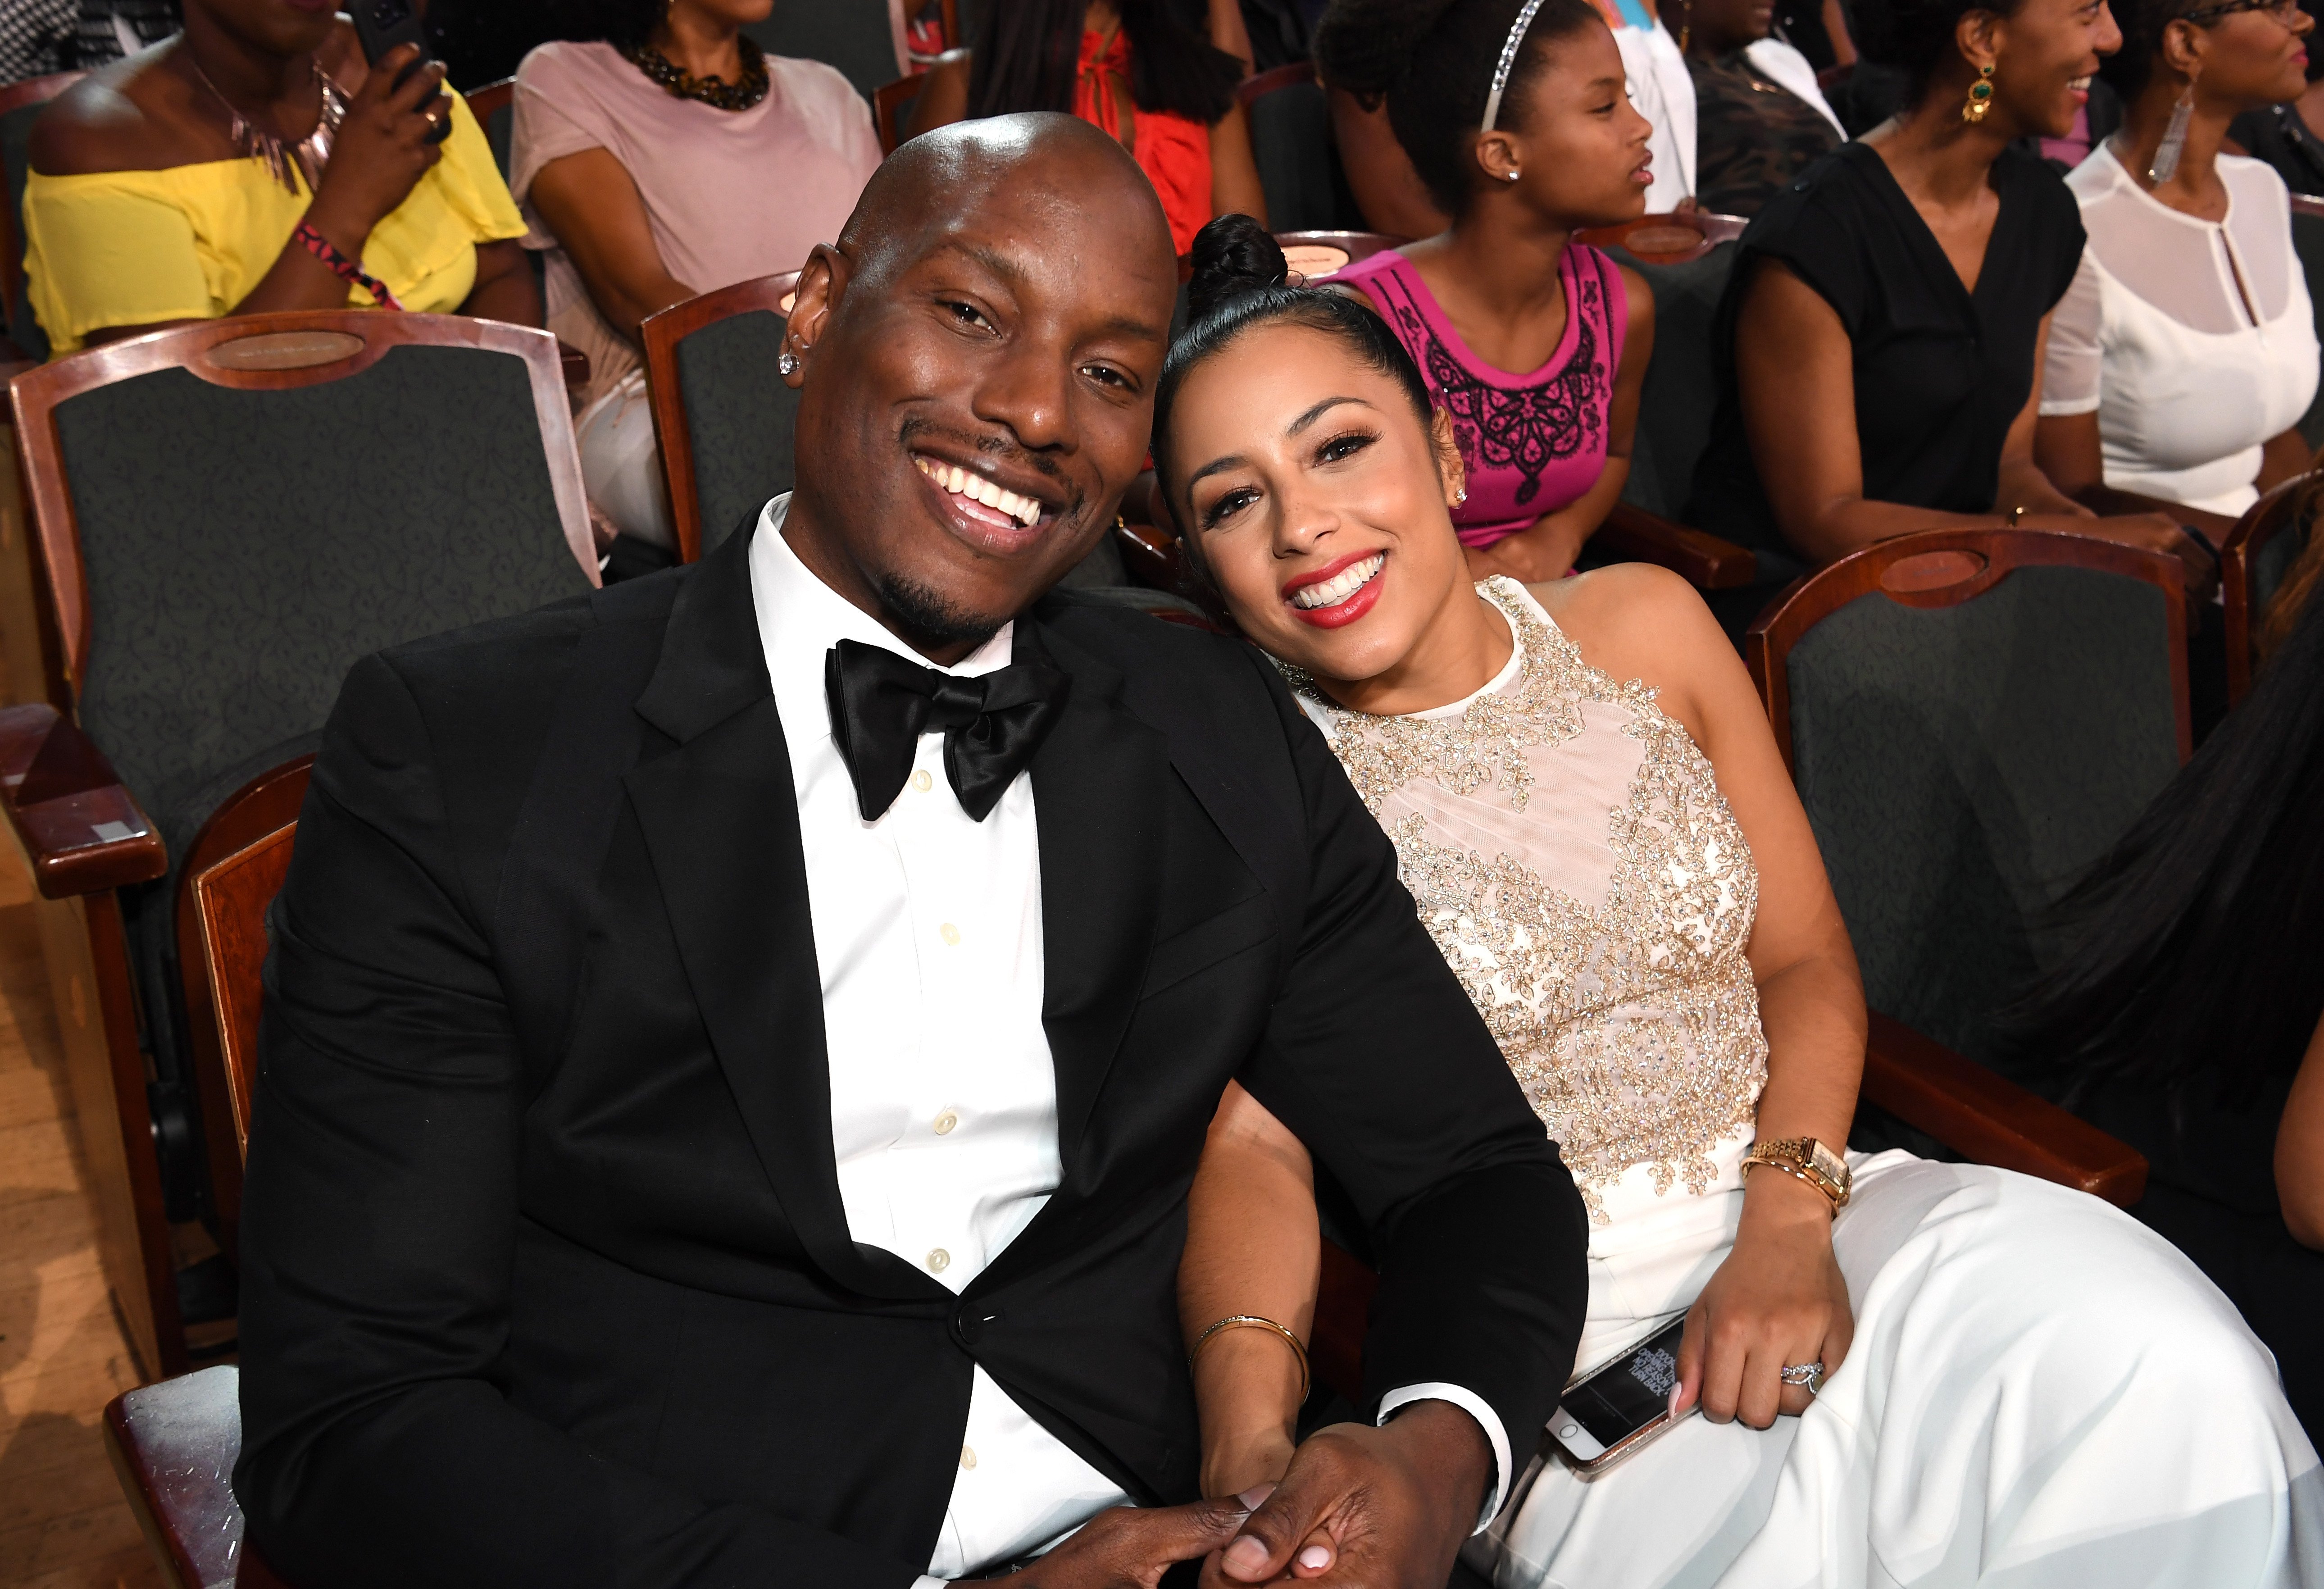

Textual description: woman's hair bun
[1187,214,1290,322]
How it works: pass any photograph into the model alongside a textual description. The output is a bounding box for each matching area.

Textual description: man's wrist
[1375,1384,1510,1527]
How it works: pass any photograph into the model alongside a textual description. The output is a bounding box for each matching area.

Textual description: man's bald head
[836,113,1174,294]
[772,111,1185,662]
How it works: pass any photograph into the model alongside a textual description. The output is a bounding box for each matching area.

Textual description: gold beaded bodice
[1290,579,1767,1220]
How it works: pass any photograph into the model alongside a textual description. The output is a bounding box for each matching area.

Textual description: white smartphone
[1546,1316,1694,1477]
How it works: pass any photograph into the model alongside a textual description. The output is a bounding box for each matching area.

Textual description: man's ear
[782,243,849,388]
[1431,408,1468,508]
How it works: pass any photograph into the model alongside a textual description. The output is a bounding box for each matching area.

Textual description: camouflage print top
[1688,52,1842,218]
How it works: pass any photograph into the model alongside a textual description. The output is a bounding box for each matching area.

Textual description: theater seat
[641,271,803,562]
[745,0,901,100]
[1241,63,1345,232]
[1,311,594,1375]
[2220,468,2317,701]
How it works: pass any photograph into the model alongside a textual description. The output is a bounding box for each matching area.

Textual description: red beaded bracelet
[292,222,403,311]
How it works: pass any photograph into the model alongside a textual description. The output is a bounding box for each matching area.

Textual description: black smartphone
[350,0,447,135]
[1546,1316,1693,1477]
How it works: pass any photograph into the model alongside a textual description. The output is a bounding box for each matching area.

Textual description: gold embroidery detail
[1288,580,1767,1220]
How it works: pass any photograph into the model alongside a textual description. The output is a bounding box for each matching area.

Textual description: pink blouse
[1338,245,1627,550]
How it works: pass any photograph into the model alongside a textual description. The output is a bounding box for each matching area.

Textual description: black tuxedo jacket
[234,514,1588,1587]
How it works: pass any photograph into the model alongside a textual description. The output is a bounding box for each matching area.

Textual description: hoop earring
[2150,67,2198,183]
[1962,61,1995,123]
[778,350,800,376]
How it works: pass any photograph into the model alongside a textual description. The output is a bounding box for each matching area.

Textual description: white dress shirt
[747,499,1511,1580]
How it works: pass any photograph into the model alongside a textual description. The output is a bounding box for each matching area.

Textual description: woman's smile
[1284,550,1389,626]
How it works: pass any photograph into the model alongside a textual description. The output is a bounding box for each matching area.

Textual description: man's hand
[1201,1402,1490,1585]
[983,1497,1254,1587]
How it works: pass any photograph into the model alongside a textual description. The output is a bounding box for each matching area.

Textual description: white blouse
[2041,144,2318,515]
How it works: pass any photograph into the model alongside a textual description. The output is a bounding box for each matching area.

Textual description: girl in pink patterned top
[1317,0,1659,583]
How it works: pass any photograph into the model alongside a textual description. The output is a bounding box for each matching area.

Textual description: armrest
[1594,503,1758,591]
[1311,1238,1380,1404]
[0,704,167,898]
[1863,1011,2147,1207]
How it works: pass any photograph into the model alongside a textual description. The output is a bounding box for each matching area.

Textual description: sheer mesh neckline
[2073,143,2294,335]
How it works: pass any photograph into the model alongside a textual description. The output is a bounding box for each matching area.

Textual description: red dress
[1073,28,1213,255]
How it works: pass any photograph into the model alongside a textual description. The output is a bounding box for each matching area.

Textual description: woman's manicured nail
[1236,1484,1275,1511]
[1297,1544,1332,1571]
[1669,1384,1684,1419]
[1224,1535,1273,1575]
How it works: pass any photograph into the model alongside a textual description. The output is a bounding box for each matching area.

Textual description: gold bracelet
[1189,1315,1310,1405]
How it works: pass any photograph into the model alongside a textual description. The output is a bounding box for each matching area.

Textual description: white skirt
[1472,1135,2324,1588]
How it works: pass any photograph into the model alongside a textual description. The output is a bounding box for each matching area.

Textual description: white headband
[1480,0,1551,132]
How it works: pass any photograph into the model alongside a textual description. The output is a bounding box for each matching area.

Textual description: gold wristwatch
[1742,1137,1852,1212]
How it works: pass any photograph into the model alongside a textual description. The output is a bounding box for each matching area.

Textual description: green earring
[1963,62,1995,123]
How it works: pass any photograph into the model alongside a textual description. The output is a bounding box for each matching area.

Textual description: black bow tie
[824,638,1070,822]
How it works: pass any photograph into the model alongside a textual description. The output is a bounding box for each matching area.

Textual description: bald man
[233,116,1587,1588]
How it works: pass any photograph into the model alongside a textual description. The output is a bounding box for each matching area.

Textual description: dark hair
[2100,0,2210,100]
[967,0,1241,125]
[587,0,666,51]
[1849,0,2027,105]
[1313,0,1604,218]
[1999,584,2324,1109]
[1153,215,1437,499]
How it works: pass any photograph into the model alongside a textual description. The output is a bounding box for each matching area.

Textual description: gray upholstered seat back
[1249,78,1340,232]
[6,97,52,360]
[676,307,797,556]
[1612,241,1733,519]
[1784,565,2180,1067]
[745,0,896,99]
[58,342,589,844]
[485,99,514,180]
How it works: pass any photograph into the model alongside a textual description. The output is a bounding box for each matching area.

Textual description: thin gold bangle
[1741,1154,1842,1215]
[1189,1315,1310,1405]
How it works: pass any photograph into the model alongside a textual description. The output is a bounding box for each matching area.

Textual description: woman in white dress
[2035,0,2320,524]
[1157,216,2323,1587]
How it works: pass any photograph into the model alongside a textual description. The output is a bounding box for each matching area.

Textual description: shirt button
[913,769,934,792]
[934,1110,958,1135]
[939,923,961,946]
[926,1247,950,1273]
[960,1445,978,1470]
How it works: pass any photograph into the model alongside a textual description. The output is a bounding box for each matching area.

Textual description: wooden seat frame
[0,312,587,1377]
[640,270,802,563]
[2219,469,2315,702]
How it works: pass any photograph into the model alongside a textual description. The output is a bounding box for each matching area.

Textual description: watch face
[1806,1139,1849,1185]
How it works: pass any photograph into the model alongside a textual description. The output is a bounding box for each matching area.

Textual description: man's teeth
[1291,553,1386,610]
[914,455,1042,526]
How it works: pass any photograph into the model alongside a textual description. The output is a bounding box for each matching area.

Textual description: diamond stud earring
[778,350,800,376]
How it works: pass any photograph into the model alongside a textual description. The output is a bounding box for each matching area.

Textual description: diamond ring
[1779,1361,1826,1394]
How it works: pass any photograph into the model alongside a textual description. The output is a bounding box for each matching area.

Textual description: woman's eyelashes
[1314,428,1378,466]
[1201,483,1264,528]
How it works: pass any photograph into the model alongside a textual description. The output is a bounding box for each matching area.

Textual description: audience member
[2224,0,2324,188]
[1683,0,2205,624]
[910,0,1265,252]
[1149,218,2323,1585]
[2005,559,2324,1435]
[1592,0,1701,208]
[511,0,880,547]
[2037,0,2319,517]
[232,116,1589,1589]
[1673,0,1846,212]
[1312,0,1656,583]
[22,1,534,357]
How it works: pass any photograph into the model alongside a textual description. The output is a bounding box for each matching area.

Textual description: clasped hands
[978,1401,1489,1587]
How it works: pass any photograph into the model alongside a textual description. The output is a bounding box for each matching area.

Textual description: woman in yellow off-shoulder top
[23,0,536,357]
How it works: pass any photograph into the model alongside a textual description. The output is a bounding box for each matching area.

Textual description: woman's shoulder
[764,51,868,108]
[2220,150,2297,217]
[1521,563,1726,695]
[28,44,197,176]
[1740,142,1880,242]
[514,37,627,91]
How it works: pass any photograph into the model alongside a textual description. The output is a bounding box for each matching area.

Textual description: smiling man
[232,115,1587,1587]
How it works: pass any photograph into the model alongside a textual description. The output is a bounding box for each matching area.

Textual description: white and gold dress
[1290,579,2322,1589]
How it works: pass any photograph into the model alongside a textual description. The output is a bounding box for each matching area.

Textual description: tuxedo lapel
[1021,614,1168,1172]
[626,517,927,1301]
